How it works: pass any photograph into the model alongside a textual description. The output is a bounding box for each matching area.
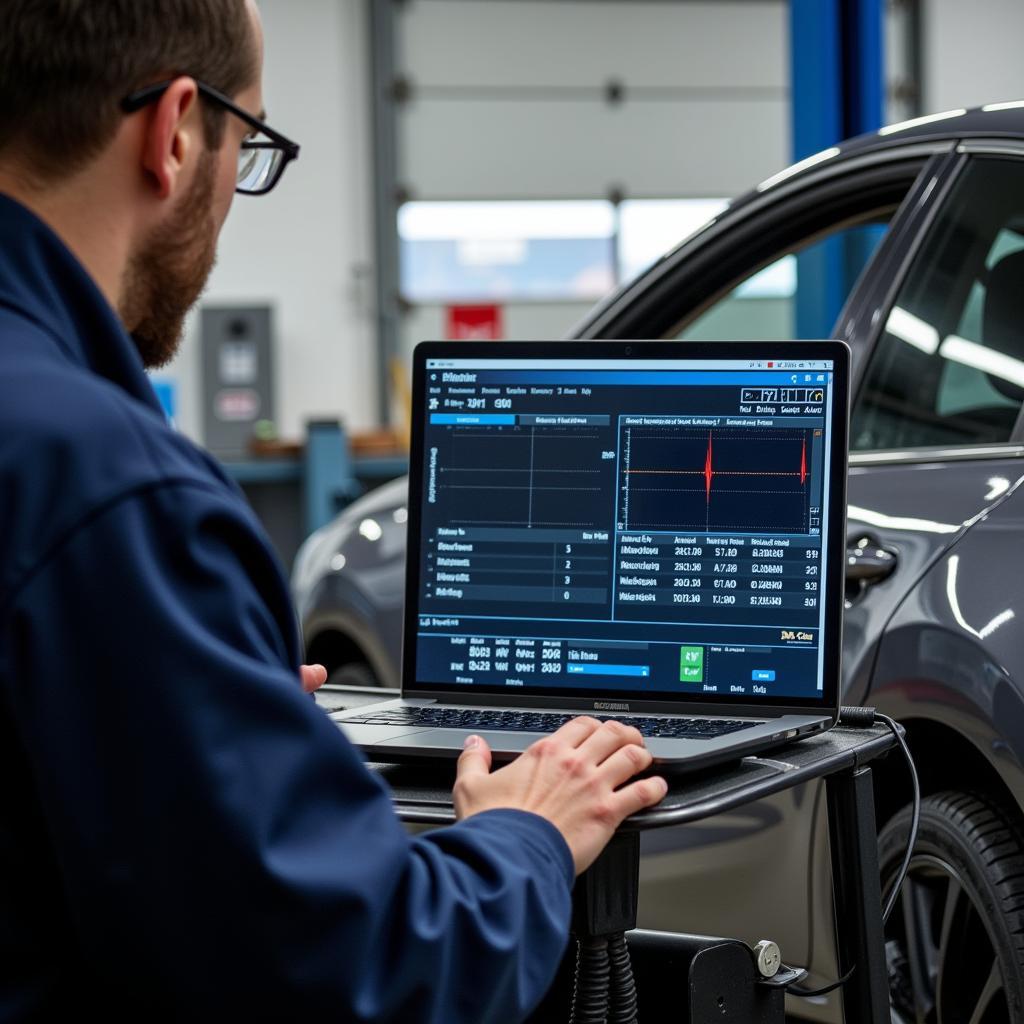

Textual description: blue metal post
[841,0,886,289]
[790,0,884,339]
[843,0,885,139]
[791,0,843,163]
[303,420,358,538]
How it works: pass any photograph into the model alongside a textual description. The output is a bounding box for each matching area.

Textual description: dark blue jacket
[0,194,573,1021]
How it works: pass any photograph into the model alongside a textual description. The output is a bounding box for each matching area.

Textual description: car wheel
[326,662,380,689]
[879,791,1024,1023]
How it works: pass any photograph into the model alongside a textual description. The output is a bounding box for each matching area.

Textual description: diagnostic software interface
[413,356,836,702]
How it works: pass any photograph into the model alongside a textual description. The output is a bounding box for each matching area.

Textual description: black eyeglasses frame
[121,78,299,195]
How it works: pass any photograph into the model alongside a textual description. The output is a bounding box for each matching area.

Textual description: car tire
[878,790,1024,1024]
[326,662,380,689]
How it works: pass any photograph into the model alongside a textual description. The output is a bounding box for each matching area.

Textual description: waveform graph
[434,424,608,529]
[619,423,813,534]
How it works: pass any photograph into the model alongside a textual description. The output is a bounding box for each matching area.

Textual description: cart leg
[525,832,641,1023]
[571,832,640,1024]
[825,765,890,1024]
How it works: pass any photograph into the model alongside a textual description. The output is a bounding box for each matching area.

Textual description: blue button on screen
[752,670,776,682]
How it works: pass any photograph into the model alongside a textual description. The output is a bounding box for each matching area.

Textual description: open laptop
[333,340,849,771]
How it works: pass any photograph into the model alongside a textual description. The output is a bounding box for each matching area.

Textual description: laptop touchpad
[394,729,544,754]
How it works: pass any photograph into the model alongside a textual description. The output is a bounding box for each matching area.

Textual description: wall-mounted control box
[201,305,275,459]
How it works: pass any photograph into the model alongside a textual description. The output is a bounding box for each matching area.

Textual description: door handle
[845,539,897,584]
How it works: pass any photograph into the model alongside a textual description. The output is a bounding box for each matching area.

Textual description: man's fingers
[597,742,653,786]
[300,664,328,693]
[608,776,669,819]
[456,735,493,780]
[576,719,645,765]
[550,715,603,748]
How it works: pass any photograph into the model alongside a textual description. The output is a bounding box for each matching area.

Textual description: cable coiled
[569,932,638,1024]
[571,936,611,1023]
[607,933,638,1023]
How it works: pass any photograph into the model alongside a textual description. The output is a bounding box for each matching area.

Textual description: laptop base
[333,699,830,771]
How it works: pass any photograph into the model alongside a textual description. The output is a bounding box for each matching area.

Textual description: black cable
[876,711,920,926]
[607,932,638,1024]
[789,965,856,998]
[788,707,921,1000]
[570,936,610,1024]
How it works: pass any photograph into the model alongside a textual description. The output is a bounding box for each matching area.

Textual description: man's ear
[139,77,201,201]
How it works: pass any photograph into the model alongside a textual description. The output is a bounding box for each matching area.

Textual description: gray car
[293,104,1024,1023]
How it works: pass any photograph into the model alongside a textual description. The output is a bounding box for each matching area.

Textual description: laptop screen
[404,343,847,711]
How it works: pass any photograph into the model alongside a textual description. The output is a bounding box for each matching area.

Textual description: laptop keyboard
[344,707,755,740]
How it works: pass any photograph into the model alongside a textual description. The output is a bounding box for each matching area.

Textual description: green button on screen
[680,646,704,683]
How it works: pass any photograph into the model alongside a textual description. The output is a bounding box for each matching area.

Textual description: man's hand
[453,718,668,875]
[300,664,328,693]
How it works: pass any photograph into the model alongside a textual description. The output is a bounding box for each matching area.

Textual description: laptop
[333,340,849,771]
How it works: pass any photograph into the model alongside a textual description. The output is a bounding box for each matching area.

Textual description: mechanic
[0,2,668,1020]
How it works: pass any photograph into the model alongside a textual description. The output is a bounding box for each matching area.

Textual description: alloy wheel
[885,853,1007,1024]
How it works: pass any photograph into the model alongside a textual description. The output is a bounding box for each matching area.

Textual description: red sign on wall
[446,304,504,340]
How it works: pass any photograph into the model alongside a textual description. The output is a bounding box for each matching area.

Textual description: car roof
[751,101,1024,200]
[570,102,1024,338]
[841,101,1024,154]
[747,102,1024,203]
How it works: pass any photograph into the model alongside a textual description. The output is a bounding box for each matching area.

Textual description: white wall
[923,0,1024,112]
[163,0,376,443]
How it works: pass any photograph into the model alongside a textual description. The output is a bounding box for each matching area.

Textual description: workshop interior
[8,0,1024,1021]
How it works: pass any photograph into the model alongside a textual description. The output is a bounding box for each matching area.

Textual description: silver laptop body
[334,340,849,771]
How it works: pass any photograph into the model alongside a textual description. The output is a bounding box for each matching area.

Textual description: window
[399,198,735,303]
[852,159,1024,451]
[398,200,616,302]
[676,221,887,342]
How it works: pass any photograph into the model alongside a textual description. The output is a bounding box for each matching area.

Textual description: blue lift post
[790,0,885,339]
[301,423,409,537]
[303,421,361,540]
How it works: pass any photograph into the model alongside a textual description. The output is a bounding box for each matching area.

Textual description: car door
[828,147,1024,1022]
[577,142,964,703]
[842,150,1024,710]
[568,141,963,985]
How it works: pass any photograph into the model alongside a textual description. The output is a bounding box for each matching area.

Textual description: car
[292,103,1024,1022]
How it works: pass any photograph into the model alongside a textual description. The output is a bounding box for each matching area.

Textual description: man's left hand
[301,664,328,693]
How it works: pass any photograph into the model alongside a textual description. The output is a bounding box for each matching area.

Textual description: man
[0,2,668,1019]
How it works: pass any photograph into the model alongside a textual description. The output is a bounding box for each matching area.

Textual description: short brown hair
[0,0,257,181]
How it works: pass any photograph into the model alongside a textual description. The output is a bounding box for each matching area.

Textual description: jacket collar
[0,192,162,415]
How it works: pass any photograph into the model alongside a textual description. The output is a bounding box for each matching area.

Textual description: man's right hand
[453,717,668,876]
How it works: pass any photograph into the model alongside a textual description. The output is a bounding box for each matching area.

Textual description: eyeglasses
[121,79,300,195]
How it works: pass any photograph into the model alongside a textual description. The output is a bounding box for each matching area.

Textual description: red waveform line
[704,432,713,502]
[641,431,808,503]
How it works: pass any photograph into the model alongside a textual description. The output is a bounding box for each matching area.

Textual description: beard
[120,152,219,370]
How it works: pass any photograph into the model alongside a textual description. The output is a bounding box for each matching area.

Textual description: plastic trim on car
[849,143,1024,447]
[845,150,968,392]
[850,445,1024,466]
[957,139,1024,157]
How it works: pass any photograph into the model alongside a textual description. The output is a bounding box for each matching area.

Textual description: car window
[852,158,1024,451]
[676,221,888,341]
